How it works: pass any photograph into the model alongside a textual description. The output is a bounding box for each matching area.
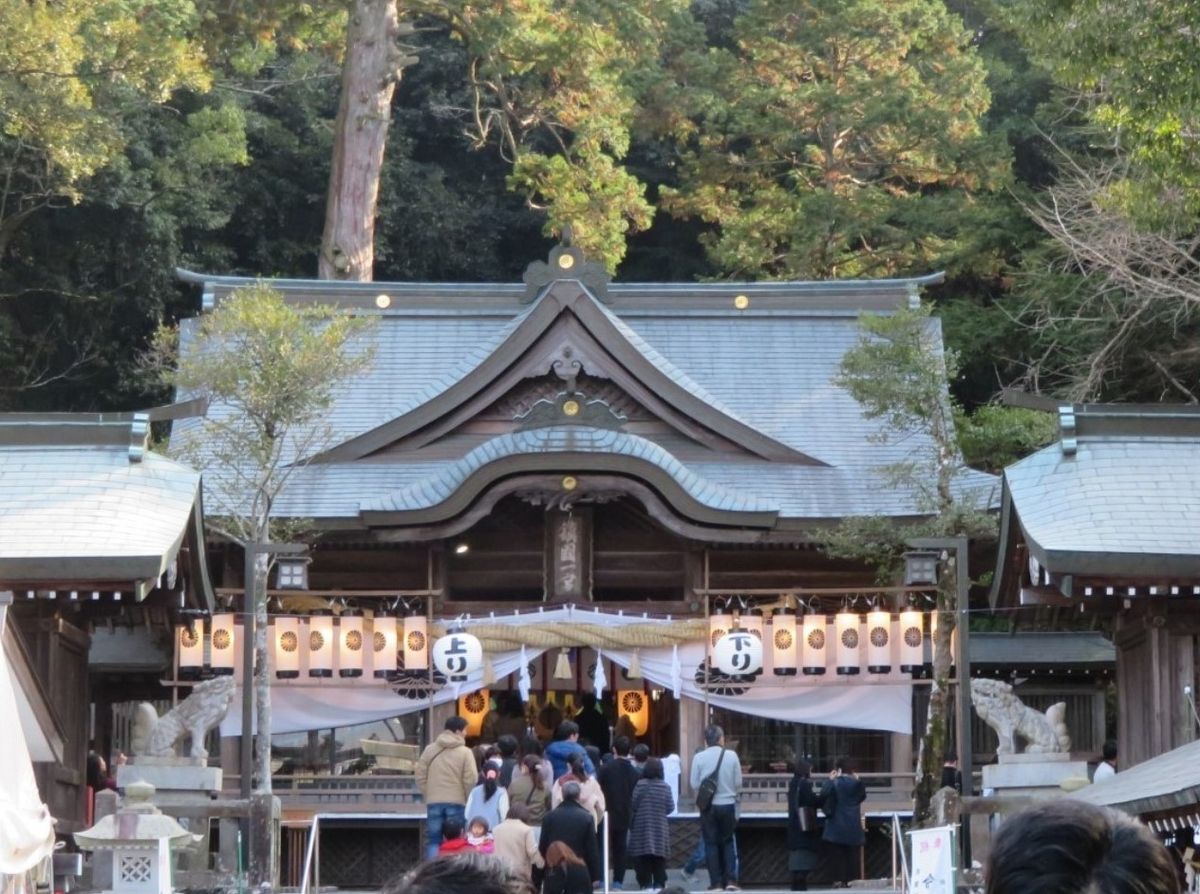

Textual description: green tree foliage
[660,0,1008,278]
[0,0,215,255]
[146,282,374,840]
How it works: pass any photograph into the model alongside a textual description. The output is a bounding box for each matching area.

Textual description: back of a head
[613,735,631,757]
[641,757,664,780]
[632,743,650,762]
[442,817,464,841]
[521,735,543,757]
[581,692,596,710]
[506,802,531,823]
[561,780,582,802]
[555,720,579,741]
[584,745,601,769]
[545,841,585,869]
[986,800,1178,894]
[1102,739,1118,762]
[384,852,519,894]
[704,724,724,747]
[567,752,589,780]
[835,756,854,775]
[497,735,518,758]
[445,716,468,734]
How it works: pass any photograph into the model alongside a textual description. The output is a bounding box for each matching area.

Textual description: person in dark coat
[597,735,640,889]
[820,758,867,889]
[786,760,822,891]
[627,757,675,891]
[575,693,611,755]
[539,781,601,883]
[542,841,593,894]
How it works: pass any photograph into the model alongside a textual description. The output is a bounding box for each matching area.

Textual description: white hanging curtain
[220,607,912,735]
[0,605,56,881]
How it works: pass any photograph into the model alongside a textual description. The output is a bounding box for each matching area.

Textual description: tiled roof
[0,420,202,585]
[175,268,995,526]
[361,427,778,515]
[1073,737,1200,814]
[1006,424,1200,575]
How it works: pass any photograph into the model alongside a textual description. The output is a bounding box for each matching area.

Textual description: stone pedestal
[981,752,1090,798]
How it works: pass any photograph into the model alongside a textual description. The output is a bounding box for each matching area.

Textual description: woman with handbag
[786,760,822,891]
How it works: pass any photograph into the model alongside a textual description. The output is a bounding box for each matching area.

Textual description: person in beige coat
[492,802,544,886]
[550,752,606,829]
[415,716,479,859]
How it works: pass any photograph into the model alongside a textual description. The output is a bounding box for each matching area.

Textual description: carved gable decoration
[515,391,628,433]
[522,226,610,303]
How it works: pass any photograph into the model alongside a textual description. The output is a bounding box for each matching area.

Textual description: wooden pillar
[677,695,706,796]
[1115,621,1199,769]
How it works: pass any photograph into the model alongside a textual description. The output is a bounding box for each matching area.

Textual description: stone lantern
[74,781,200,894]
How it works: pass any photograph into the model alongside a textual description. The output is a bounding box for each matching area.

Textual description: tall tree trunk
[913,568,957,825]
[318,0,403,281]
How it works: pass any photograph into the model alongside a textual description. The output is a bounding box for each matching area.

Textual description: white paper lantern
[177,624,204,679]
[209,613,236,676]
[866,610,892,674]
[272,616,301,679]
[308,614,334,678]
[617,689,649,736]
[713,629,763,676]
[899,609,924,673]
[801,613,827,676]
[372,615,398,679]
[771,608,798,676]
[708,608,734,650]
[738,609,764,643]
[403,614,429,670]
[458,689,491,737]
[432,630,484,682]
[338,614,364,678]
[835,612,861,676]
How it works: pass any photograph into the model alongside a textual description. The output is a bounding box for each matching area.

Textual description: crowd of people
[411,706,1180,894]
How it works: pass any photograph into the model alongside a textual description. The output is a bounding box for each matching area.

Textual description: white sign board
[909,825,956,894]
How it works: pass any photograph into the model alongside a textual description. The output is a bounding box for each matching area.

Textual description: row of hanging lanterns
[710,606,930,677]
[176,613,431,679]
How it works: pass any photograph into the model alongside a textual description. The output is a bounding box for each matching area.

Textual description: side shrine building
[171,245,1032,886]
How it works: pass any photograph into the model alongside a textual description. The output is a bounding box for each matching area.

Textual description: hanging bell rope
[430,618,708,653]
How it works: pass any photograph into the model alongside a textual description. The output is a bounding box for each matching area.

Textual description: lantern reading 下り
[713,629,763,676]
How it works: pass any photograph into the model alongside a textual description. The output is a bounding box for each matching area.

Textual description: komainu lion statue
[970,679,1071,754]
[132,676,236,759]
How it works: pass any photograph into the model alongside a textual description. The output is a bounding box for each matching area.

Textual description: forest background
[1,0,1196,435]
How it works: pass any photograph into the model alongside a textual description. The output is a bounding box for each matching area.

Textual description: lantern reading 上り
[403,614,428,670]
[209,613,236,676]
[771,607,798,676]
[713,629,763,676]
[338,614,364,678]
[372,615,398,678]
[432,630,483,682]
[308,614,334,678]
[866,610,892,674]
[801,613,827,676]
[272,616,300,679]
[835,612,861,676]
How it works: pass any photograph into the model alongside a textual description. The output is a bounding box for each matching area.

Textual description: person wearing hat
[416,716,479,859]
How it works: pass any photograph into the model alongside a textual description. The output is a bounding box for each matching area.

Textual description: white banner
[220,606,912,735]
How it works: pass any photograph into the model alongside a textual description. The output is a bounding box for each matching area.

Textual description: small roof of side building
[0,413,213,606]
[1073,737,1200,818]
[175,246,996,540]
[991,404,1200,607]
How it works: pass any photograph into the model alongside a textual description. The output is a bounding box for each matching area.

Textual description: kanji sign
[909,826,955,894]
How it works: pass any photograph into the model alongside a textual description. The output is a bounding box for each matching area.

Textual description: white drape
[0,605,56,877]
[220,607,912,736]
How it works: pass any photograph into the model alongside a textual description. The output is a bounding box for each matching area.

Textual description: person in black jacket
[596,735,640,889]
[786,761,821,891]
[542,841,593,894]
[539,781,601,883]
[820,758,867,889]
[575,693,611,755]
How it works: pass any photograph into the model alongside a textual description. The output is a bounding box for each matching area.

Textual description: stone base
[117,764,222,794]
[983,757,1089,797]
[130,756,208,768]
